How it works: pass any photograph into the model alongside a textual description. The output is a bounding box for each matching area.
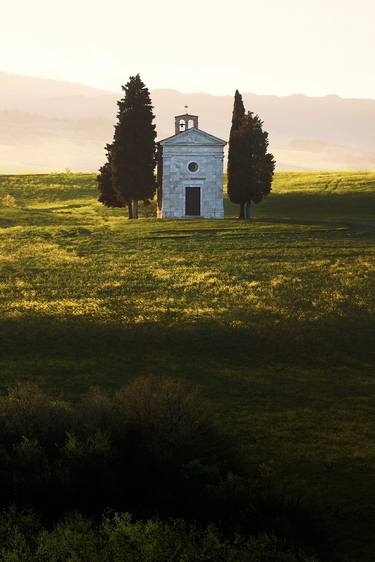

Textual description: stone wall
[161,143,225,219]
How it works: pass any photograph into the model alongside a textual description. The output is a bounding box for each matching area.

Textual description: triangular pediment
[159,127,226,147]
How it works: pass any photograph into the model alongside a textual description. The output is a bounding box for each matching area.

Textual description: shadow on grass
[224,192,375,222]
[0,314,374,560]
[0,311,373,396]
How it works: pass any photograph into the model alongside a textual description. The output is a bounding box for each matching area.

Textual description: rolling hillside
[1,71,375,172]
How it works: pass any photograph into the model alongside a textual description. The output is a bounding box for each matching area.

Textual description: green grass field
[0,171,374,561]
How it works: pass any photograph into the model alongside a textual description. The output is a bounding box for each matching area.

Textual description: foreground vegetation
[0,510,320,561]
[0,379,324,560]
[0,171,374,560]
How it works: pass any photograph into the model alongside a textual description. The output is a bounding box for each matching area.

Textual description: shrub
[36,512,102,562]
[57,430,117,514]
[77,387,116,435]
[11,438,51,506]
[0,509,320,561]
[116,375,233,469]
[0,385,73,512]
[0,506,40,562]
[0,383,73,451]
[114,375,238,518]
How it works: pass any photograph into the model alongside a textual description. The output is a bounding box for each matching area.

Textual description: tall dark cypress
[227,91,276,219]
[111,74,157,219]
[227,90,246,209]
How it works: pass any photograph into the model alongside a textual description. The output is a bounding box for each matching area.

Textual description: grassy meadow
[0,171,374,560]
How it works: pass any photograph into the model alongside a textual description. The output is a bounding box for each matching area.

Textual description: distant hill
[0,71,374,172]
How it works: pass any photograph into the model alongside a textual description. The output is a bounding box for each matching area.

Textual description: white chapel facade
[157,113,226,219]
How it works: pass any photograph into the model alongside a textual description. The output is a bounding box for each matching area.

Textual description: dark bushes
[0,377,236,519]
[117,375,229,467]
[0,377,331,560]
[0,509,319,562]
[0,382,73,451]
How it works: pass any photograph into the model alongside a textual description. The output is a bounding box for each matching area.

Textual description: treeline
[0,377,333,561]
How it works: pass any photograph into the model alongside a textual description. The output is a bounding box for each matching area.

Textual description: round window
[188,162,199,173]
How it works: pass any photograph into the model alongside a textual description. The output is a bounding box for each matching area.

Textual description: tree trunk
[132,200,139,219]
[239,202,245,219]
[245,201,251,219]
[127,201,133,219]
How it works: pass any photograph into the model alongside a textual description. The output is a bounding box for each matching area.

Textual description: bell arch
[175,113,199,134]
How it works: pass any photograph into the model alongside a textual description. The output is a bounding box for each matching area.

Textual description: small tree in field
[111,74,157,219]
[227,90,276,219]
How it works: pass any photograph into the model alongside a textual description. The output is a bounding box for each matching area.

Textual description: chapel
[157,113,226,218]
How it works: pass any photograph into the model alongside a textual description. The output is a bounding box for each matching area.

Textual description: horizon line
[1,70,375,103]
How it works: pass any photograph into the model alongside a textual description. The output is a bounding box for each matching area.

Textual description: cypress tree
[227,90,246,209]
[240,111,276,218]
[111,74,157,219]
[227,91,276,219]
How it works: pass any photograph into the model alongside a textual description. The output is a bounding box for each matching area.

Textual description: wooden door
[185,186,200,216]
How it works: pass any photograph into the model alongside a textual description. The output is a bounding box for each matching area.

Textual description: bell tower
[175,113,199,134]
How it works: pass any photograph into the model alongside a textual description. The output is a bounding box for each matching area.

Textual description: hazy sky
[1,0,374,98]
